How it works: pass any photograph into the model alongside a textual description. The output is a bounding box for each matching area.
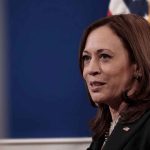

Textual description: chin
[91,95,105,104]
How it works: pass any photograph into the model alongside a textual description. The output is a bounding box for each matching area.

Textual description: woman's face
[82,26,136,106]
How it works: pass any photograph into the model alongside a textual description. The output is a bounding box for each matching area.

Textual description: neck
[109,101,126,122]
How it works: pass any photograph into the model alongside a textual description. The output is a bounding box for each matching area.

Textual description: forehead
[84,25,126,53]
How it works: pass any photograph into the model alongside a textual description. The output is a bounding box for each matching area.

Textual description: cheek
[82,68,87,80]
[107,67,134,91]
[103,61,132,78]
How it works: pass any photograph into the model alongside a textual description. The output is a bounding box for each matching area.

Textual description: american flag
[108,0,150,21]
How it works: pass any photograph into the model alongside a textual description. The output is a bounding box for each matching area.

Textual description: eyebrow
[82,50,90,54]
[83,49,108,54]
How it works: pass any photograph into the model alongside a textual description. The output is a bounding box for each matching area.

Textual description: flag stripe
[108,0,149,20]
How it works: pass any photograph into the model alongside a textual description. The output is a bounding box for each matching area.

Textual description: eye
[82,55,91,64]
[99,53,112,61]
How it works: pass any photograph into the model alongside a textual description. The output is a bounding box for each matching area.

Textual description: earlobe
[134,73,142,81]
[133,64,142,81]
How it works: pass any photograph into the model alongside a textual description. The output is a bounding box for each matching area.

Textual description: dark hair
[79,14,150,140]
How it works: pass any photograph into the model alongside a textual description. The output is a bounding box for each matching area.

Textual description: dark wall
[8,0,109,138]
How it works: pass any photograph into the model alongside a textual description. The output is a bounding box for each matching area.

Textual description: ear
[133,64,142,81]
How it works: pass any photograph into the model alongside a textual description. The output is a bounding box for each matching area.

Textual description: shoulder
[140,109,150,126]
[141,110,150,134]
[124,110,150,149]
[130,109,150,133]
[132,110,150,145]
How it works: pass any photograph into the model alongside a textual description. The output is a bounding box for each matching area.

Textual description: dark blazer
[87,110,150,150]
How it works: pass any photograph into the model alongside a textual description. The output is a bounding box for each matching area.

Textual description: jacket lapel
[102,110,150,150]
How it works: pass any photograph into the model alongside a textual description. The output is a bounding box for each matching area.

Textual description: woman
[79,14,150,150]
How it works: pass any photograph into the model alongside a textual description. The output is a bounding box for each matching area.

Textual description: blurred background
[0,0,149,142]
[2,0,109,139]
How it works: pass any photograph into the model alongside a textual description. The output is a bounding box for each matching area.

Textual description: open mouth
[89,81,106,91]
[90,81,106,86]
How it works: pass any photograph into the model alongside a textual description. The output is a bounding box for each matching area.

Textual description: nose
[87,58,101,76]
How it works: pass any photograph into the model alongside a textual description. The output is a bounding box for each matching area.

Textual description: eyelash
[82,54,112,63]
[99,54,112,59]
[82,55,91,62]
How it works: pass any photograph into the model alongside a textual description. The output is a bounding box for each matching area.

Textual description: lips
[90,81,106,86]
[89,81,106,92]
